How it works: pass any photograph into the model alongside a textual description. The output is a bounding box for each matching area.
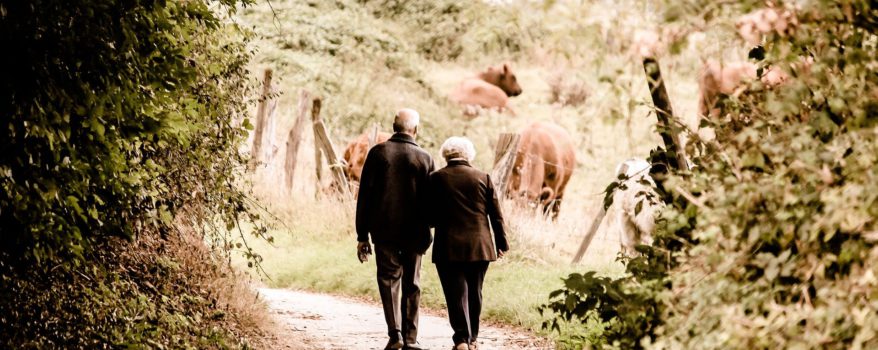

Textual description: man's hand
[497,249,506,259]
[357,241,372,263]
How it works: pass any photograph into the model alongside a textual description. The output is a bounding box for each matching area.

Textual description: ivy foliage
[1,0,267,347]
[543,1,878,349]
[0,0,257,265]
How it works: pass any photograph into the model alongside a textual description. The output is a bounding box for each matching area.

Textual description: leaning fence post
[491,133,521,197]
[248,68,273,171]
[311,98,351,200]
[572,206,608,263]
[642,57,687,170]
[284,90,311,193]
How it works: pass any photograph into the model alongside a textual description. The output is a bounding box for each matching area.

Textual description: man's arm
[355,148,379,243]
[486,174,509,253]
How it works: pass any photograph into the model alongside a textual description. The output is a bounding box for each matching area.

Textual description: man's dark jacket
[429,159,509,263]
[356,132,435,254]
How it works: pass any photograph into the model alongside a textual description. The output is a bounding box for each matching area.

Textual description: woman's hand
[497,249,506,259]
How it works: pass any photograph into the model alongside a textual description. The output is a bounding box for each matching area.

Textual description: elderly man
[429,137,509,350]
[356,108,435,350]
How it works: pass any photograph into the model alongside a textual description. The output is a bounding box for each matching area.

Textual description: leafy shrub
[542,1,878,349]
[0,228,271,349]
[0,0,270,347]
[1,0,259,264]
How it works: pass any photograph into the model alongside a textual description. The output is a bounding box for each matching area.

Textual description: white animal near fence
[613,158,665,256]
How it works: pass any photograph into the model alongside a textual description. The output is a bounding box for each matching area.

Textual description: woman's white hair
[440,136,476,162]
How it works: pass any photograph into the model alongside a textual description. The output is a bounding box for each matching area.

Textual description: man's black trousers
[375,244,422,343]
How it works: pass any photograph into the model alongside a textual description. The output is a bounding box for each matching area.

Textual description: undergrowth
[0,226,276,349]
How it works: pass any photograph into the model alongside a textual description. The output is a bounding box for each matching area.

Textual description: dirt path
[260,288,551,350]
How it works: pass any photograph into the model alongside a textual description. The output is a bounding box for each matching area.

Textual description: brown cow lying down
[450,63,523,117]
[697,60,789,117]
[612,158,664,256]
[342,130,391,191]
[507,121,576,219]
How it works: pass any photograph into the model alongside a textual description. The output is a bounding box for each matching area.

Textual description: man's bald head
[393,108,420,135]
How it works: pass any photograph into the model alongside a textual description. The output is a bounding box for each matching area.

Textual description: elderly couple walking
[356,108,509,350]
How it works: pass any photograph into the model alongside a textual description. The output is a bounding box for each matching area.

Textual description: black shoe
[403,342,427,350]
[385,338,404,350]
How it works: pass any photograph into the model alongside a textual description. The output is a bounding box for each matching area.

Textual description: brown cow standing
[507,121,576,219]
[450,63,523,116]
[342,131,391,195]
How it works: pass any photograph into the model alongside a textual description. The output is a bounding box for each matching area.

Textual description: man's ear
[412,125,418,136]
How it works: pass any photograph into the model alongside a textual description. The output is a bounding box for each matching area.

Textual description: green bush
[542,1,878,349]
[0,0,257,264]
[0,0,267,347]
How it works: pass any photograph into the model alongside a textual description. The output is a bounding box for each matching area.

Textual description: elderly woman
[429,136,509,350]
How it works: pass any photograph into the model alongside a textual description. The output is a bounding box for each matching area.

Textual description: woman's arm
[486,174,509,252]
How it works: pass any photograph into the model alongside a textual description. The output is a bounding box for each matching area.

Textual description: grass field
[229,0,751,343]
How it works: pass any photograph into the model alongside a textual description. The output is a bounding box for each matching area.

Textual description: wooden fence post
[642,57,687,170]
[368,123,379,148]
[312,99,324,196]
[572,206,608,263]
[248,68,273,171]
[284,90,311,193]
[310,98,351,200]
[264,86,280,163]
[491,133,521,197]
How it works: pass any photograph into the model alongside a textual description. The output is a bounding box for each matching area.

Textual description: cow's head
[482,63,523,97]
[345,151,368,184]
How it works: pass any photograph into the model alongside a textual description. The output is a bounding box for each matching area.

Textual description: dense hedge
[0,0,255,264]
[0,0,266,347]
[543,1,878,349]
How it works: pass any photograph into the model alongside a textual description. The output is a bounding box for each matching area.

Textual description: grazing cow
[450,63,523,116]
[342,130,391,190]
[507,121,576,219]
[612,158,665,256]
[697,60,789,118]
